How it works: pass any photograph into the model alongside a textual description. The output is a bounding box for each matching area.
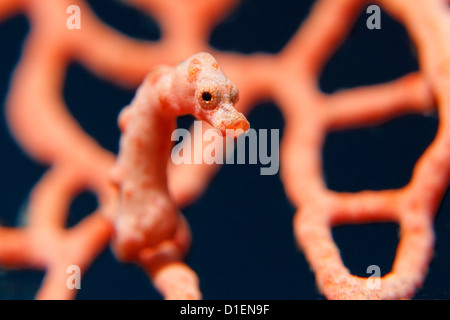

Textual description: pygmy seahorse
[110,52,249,261]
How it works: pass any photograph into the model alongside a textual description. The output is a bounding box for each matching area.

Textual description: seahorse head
[175,52,250,136]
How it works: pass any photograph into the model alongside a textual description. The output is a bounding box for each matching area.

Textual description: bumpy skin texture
[111,52,249,263]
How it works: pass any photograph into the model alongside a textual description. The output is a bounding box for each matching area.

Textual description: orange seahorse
[109,53,249,298]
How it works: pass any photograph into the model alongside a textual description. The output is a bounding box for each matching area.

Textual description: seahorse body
[111,52,249,261]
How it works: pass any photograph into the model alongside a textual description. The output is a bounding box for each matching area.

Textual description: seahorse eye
[202,91,212,102]
[197,81,220,110]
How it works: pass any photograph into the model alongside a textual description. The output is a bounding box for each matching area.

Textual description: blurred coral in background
[0,0,450,299]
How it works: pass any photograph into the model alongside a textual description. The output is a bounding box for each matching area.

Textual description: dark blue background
[0,0,449,299]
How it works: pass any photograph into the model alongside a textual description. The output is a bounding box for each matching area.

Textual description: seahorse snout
[213,110,249,136]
